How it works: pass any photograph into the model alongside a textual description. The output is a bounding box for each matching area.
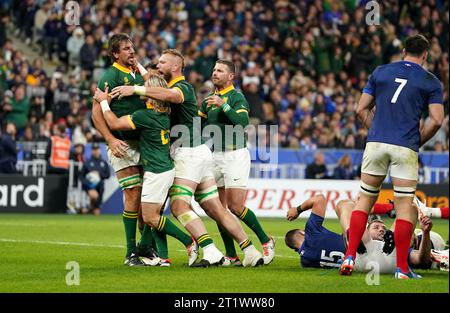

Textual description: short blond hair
[162,49,185,71]
[145,75,171,113]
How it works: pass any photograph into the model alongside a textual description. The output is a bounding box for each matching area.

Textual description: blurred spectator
[33,0,51,48]
[0,122,17,173]
[79,143,110,215]
[305,151,329,179]
[67,27,85,69]
[70,142,85,164]
[333,154,355,180]
[0,0,447,167]
[4,84,30,136]
[46,122,70,174]
[79,34,97,80]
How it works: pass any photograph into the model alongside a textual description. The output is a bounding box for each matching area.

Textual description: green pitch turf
[0,214,448,293]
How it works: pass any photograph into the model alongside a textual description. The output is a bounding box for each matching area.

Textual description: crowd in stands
[0,0,449,177]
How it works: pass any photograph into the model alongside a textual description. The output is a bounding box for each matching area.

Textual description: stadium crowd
[0,0,449,173]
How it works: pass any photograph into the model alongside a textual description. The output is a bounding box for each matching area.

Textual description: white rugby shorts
[141,169,175,203]
[171,144,215,184]
[106,140,141,172]
[213,148,250,188]
[361,142,418,181]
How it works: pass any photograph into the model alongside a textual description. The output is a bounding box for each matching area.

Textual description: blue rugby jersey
[298,213,346,268]
[363,61,443,152]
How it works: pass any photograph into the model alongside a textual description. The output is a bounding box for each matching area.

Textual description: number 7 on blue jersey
[391,78,408,103]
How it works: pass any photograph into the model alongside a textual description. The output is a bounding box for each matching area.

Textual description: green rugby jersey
[168,76,201,148]
[97,62,146,141]
[128,109,173,173]
[199,85,249,151]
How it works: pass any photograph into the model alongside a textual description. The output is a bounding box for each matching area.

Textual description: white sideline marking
[0,222,46,227]
[0,238,297,258]
[0,238,123,248]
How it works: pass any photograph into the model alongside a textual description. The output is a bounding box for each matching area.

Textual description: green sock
[196,233,213,248]
[138,224,155,249]
[122,210,138,257]
[239,207,270,244]
[217,223,237,257]
[239,238,253,251]
[152,227,168,259]
[157,216,193,247]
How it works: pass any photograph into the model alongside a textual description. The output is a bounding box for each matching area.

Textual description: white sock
[426,206,442,218]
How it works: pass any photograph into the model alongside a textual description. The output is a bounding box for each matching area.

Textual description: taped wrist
[134,86,147,96]
[137,63,148,76]
[100,100,110,113]
[221,102,231,112]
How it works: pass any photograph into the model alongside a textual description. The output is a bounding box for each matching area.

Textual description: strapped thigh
[359,181,381,196]
[118,174,142,190]
[169,184,194,204]
[393,186,416,198]
[194,185,219,204]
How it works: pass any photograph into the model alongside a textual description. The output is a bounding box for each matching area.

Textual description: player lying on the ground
[284,194,447,273]
[95,74,198,267]
[372,196,449,220]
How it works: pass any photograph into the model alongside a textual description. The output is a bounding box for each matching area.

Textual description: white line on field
[0,238,123,248]
[0,238,298,259]
[0,222,46,227]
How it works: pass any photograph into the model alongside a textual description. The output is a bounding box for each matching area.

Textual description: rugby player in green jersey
[199,60,275,265]
[94,75,199,267]
[110,49,264,267]
[91,34,156,266]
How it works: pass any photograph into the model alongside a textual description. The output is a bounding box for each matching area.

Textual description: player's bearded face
[117,41,135,67]
[157,56,172,81]
[369,222,386,241]
[211,65,230,88]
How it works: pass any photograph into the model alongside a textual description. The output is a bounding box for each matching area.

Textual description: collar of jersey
[215,85,235,96]
[298,242,305,255]
[168,76,185,87]
[112,62,132,74]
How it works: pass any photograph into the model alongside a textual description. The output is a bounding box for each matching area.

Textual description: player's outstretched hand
[108,137,128,158]
[286,207,300,221]
[110,86,135,99]
[419,215,433,233]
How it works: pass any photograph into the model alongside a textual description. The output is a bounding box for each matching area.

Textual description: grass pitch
[0,214,448,293]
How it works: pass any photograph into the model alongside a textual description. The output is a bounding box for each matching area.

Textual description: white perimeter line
[0,238,298,259]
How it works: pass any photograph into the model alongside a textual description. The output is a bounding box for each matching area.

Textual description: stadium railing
[66,160,89,214]
[16,160,47,176]
[249,163,449,184]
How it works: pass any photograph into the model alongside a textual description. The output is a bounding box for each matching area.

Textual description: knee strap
[176,210,200,227]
